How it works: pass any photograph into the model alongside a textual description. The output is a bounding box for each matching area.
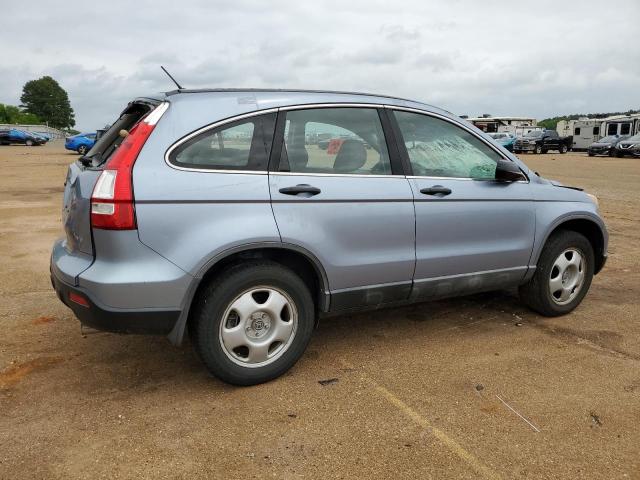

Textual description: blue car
[0,128,45,146]
[487,132,516,152]
[65,132,96,154]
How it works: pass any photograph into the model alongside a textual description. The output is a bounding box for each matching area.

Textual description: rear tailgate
[53,98,160,285]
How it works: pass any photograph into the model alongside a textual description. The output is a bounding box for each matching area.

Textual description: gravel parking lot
[1,141,638,479]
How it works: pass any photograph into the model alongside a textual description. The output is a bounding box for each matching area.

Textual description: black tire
[608,149,614,157]
[77,145,88,155]
[191,261,315,385]
[616,151,624,158]
[560,145,568,154]
[588,152,595,157]
[534,145,543,154]
[519,230,594,317]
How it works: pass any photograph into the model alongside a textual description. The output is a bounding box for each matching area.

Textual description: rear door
[268,106,415,310]
[389,108,535,300]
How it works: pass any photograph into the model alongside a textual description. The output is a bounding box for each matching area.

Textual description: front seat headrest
[334,139,367,173]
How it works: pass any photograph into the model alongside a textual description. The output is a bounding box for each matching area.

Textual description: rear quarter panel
[132,93,281,277]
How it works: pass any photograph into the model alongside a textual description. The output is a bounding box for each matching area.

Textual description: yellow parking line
[341,359,502,480]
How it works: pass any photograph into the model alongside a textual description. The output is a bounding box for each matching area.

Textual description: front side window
[394,111,502,179]
[279,108,391,175]
[170,113,275,171]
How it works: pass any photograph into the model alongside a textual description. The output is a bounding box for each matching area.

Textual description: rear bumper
[51,265,180,334]
[50,233,190,335]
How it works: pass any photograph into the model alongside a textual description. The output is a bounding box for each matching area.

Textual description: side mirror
[495,159,526,182]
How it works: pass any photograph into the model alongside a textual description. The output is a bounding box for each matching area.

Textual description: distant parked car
[513,129,572,154]
[588,135,628,157]
[0,128,45,146]
[614,133,640,157]
[487,132,516,152]
[65,132,96,154]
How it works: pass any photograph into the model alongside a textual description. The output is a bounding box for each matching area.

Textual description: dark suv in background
[615,133,640,157]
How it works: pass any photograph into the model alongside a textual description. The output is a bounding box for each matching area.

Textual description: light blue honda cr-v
[51,89,607,385]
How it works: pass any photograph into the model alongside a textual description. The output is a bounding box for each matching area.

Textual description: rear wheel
[191,261,315,385]
[25,139,33,146]
[534,145,543,154]
[77,145,88,155]
[519,230,594,316]
[588,152,595,157]
[560,145,568,154]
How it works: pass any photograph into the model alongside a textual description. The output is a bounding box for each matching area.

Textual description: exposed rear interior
[84,99,159,168]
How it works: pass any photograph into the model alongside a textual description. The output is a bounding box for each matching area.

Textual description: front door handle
[420,185,452,196]
[279,184,321,196]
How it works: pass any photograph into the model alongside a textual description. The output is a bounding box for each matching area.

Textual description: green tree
[20,76,75,129]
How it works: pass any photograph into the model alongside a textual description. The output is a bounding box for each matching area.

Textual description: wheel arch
[536,215,607,275]
[167,242,330,345]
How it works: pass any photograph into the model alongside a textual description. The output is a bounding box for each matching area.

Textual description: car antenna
[161,65,183,90]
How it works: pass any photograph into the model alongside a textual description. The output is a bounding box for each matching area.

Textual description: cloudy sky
[2,0,638,131]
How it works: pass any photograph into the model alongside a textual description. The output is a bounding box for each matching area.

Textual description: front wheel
[534,145,543,154]
[560,145,568,154]
[519,230,594,316]
[77,145,88,155]
[25,139,33,146]
[191,261,315,385]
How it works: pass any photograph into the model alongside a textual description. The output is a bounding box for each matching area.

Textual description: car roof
[162,88,453,117]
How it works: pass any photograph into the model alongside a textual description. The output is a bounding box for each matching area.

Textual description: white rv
[556,118,605,151]
[602,114,640,138]
[468,116,537,136]
[557,113,640,150]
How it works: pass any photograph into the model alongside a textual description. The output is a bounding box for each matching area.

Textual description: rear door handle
[420,185,452,196]
[279,184,321,196]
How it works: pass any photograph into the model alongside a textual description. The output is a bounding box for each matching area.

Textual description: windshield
[598,135,619,143]
[488,133,506,139]
[627,133,640,142]
[524,131,544,138]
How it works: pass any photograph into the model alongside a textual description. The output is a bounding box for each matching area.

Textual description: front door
[269,106,415,310]
[389,108,536,300]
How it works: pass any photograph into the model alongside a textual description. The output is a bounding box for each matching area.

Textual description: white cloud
[1,0,638,130]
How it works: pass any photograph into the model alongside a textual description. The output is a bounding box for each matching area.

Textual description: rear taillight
[91,102,169,230]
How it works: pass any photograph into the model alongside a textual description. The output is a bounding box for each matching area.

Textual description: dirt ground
[1,141,639,479]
